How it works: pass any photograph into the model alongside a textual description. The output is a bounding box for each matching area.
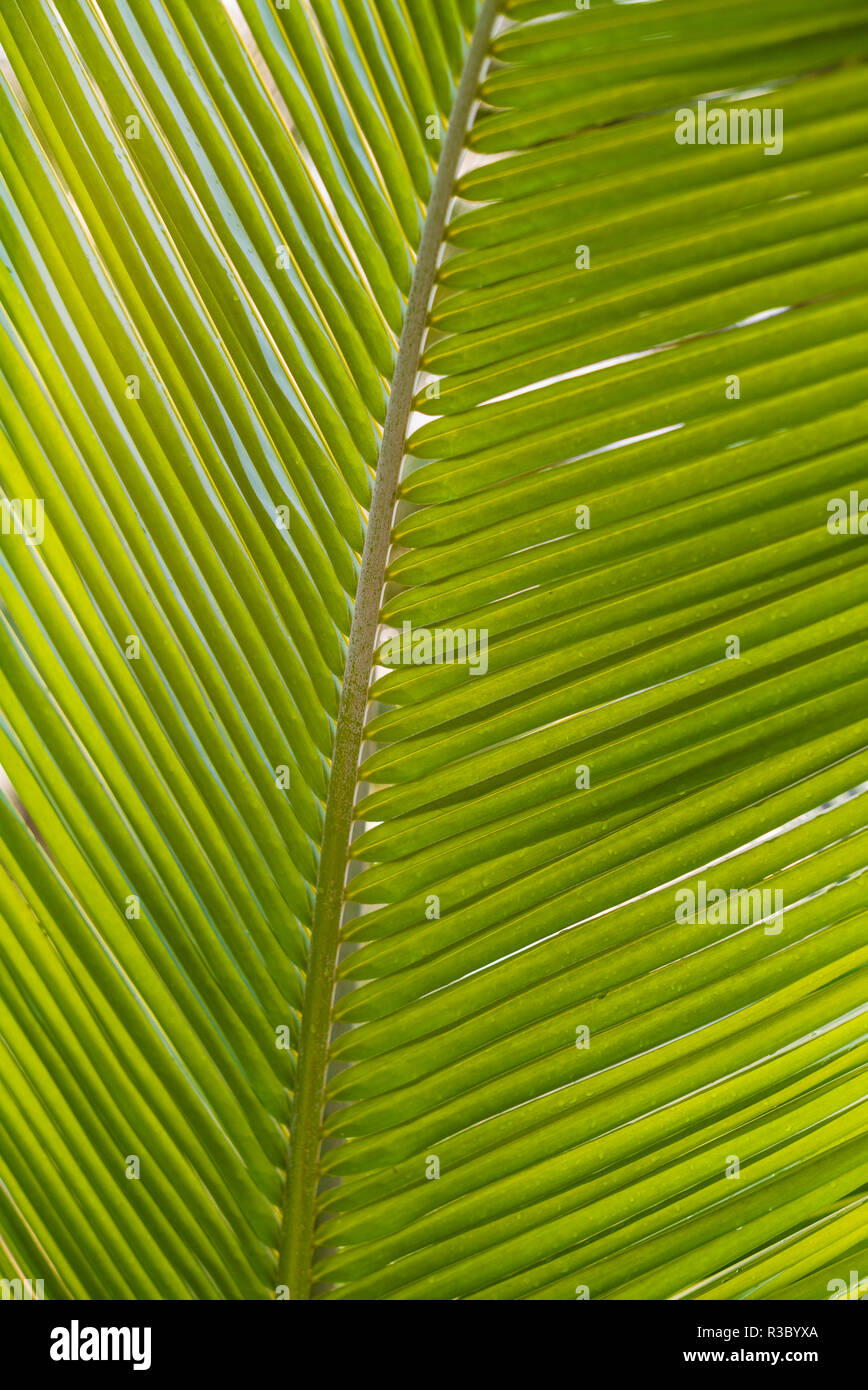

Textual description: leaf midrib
[277,0,501,1300]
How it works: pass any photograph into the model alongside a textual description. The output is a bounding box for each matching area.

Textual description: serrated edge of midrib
[277,0,501,1300]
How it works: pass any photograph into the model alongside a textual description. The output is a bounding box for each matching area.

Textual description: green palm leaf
[0,0,866,1302]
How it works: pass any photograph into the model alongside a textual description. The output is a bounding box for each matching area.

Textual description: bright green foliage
[0,0,866,1301]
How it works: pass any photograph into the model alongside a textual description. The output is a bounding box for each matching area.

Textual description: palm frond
[0,0,866,1302]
